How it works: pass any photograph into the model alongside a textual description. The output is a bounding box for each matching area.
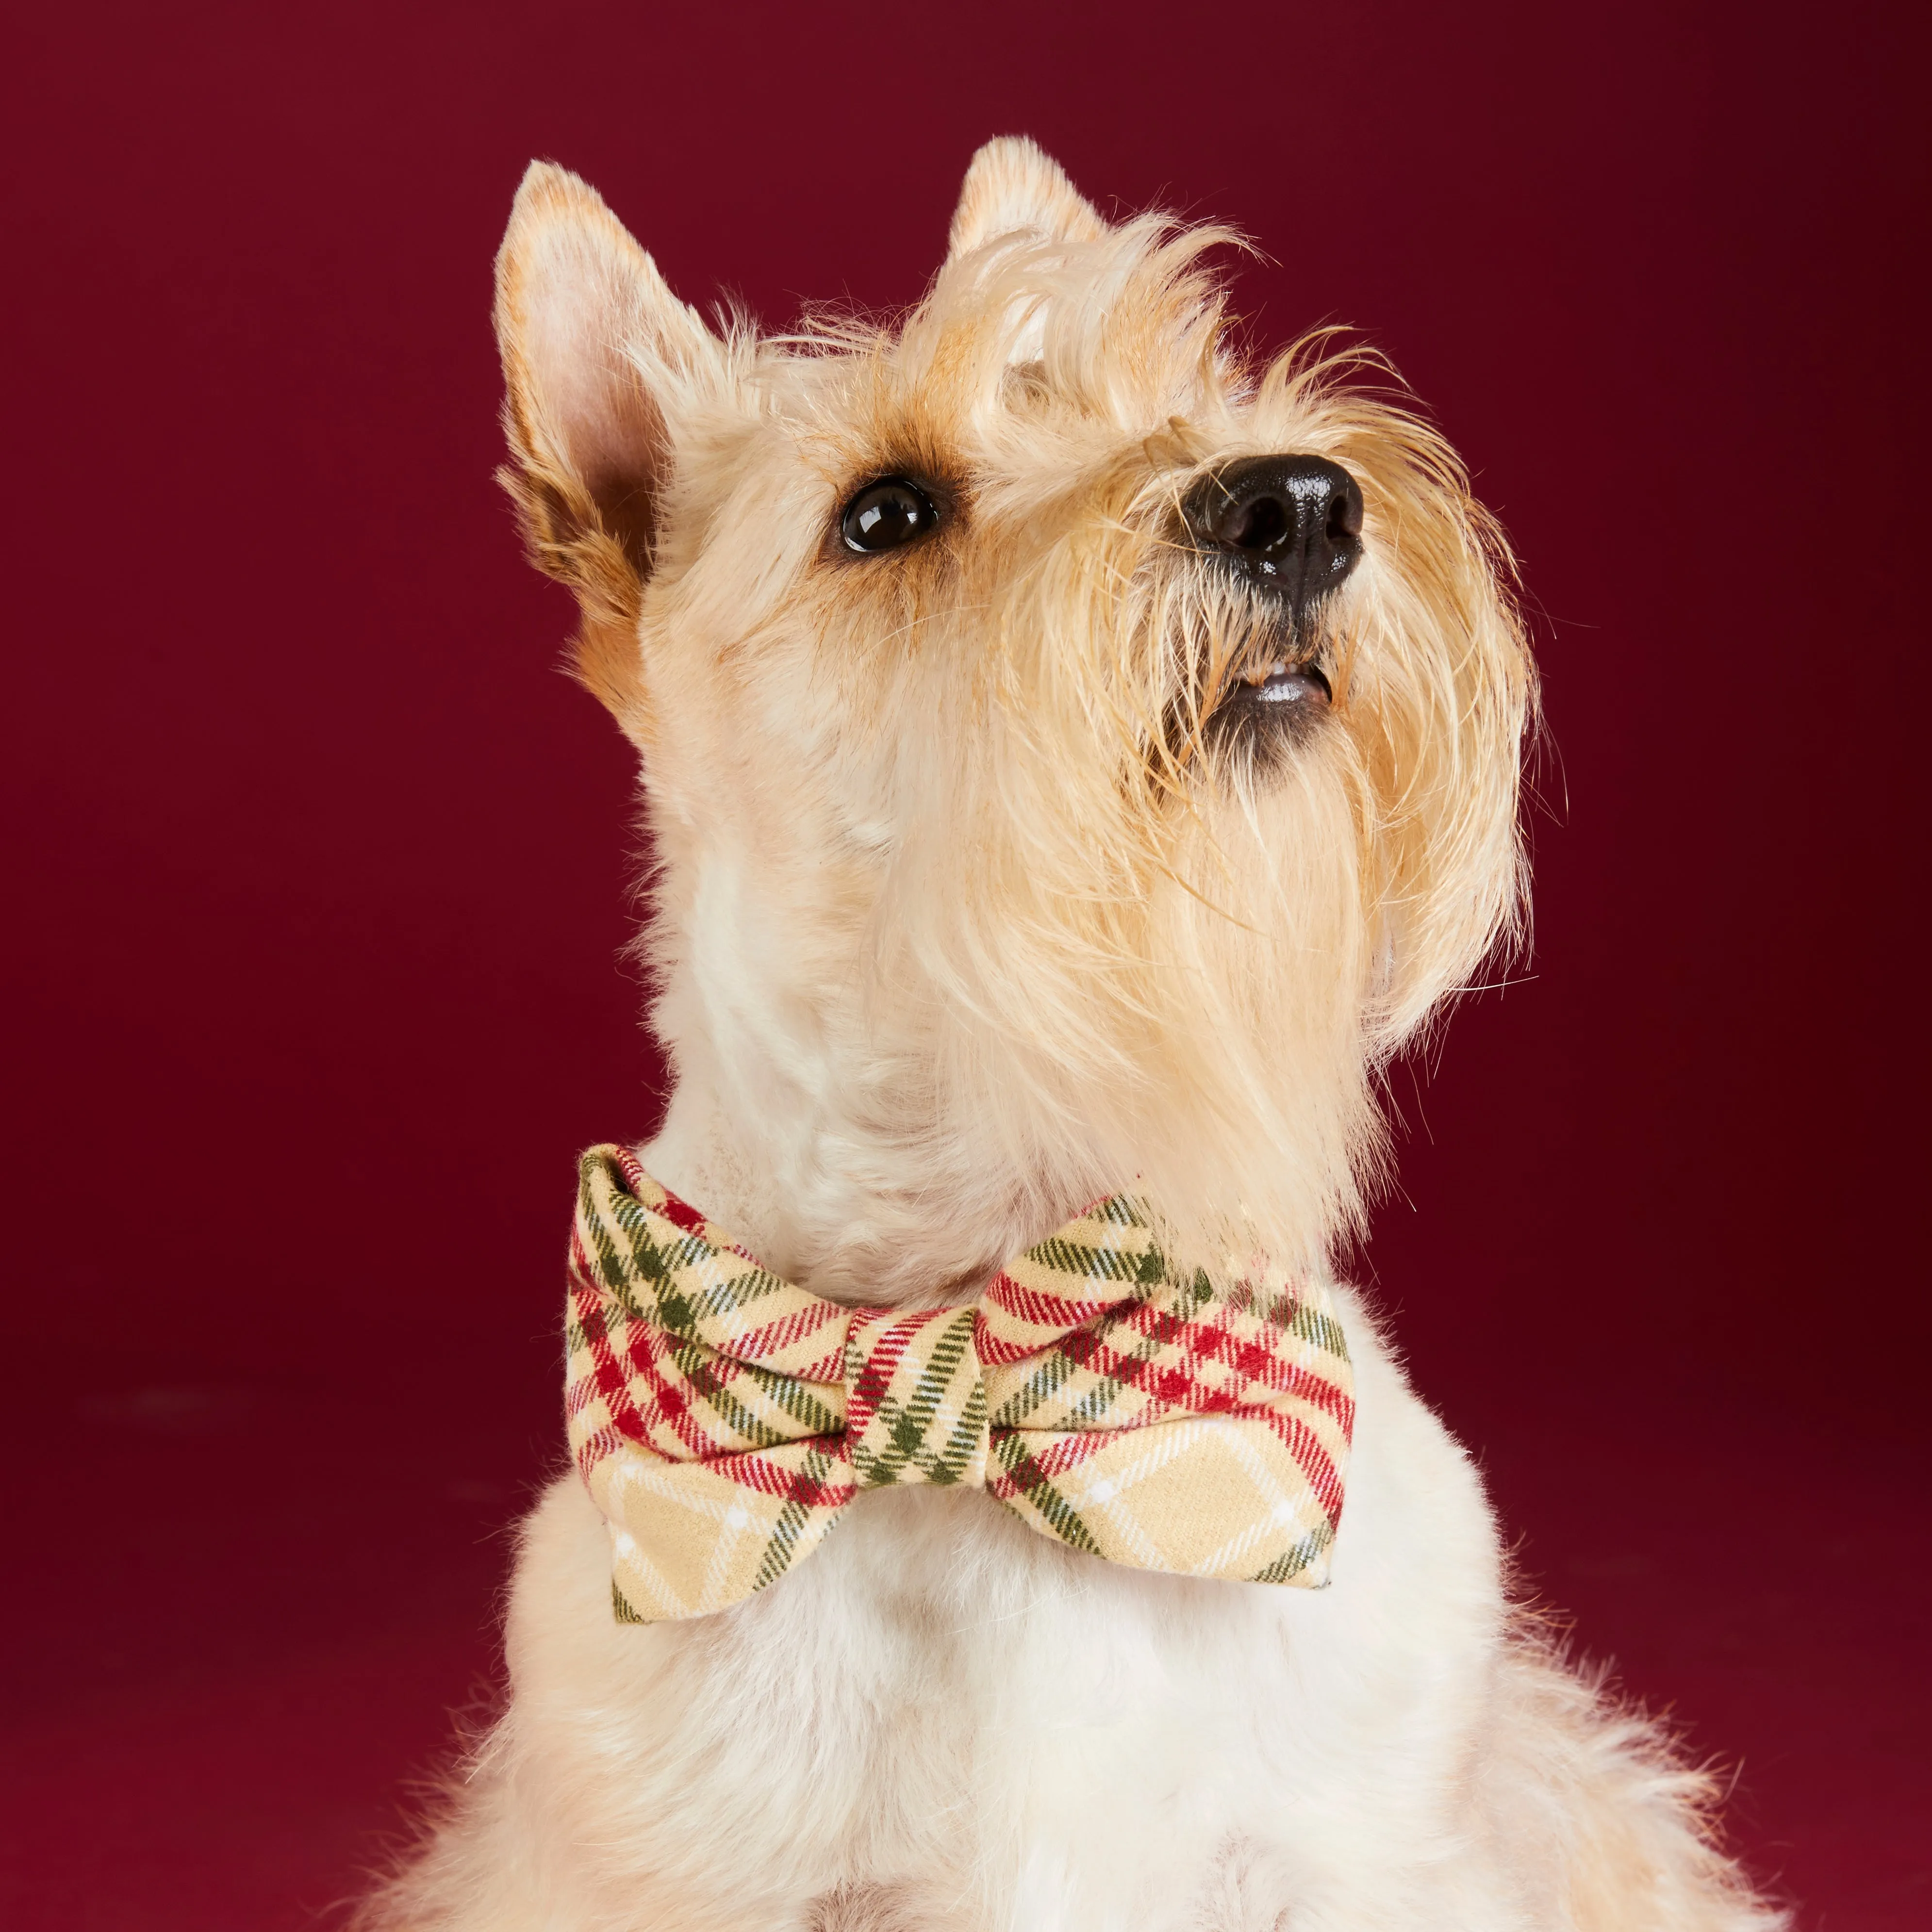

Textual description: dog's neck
[638,1064,1056,1314]
[637,931,1077,1312]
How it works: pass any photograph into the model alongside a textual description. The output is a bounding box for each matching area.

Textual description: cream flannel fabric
[565,1146,1355,1624]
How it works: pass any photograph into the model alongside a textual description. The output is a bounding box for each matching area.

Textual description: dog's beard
[1120,739,1381,1276]
[883,563,1383,1279]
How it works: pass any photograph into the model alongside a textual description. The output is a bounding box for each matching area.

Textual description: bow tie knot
[844,1307,990,1490]
[566,1146,1354,1623]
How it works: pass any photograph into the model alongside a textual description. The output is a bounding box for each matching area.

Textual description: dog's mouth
[1153,560,1342,776]
[1198,640,1333,763]
[1226,657,1332,711]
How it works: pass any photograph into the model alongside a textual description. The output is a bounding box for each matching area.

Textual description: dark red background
[3,3,1926,1926]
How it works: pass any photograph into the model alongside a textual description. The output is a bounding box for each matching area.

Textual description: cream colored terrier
[364,141,1783,1932]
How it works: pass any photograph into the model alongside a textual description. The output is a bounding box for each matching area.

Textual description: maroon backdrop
[4,3,1926,1926]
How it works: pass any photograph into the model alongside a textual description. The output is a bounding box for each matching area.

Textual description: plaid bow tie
[565,1145,1354,1624]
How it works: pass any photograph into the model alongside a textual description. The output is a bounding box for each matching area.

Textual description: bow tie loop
[566,1146,1354,1623]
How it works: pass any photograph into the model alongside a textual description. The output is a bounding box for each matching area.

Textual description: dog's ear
[494,162,719,722]
[948,137,1107,258]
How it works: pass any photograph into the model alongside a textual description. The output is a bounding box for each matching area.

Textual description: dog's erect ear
[947,137,1107,258]
[494,163,719,698]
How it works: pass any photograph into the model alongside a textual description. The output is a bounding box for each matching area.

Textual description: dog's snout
[1186,456,1365,618]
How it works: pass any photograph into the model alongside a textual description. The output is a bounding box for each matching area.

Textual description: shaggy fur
[361,139,1784,1931]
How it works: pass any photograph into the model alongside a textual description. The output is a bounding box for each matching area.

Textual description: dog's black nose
[1185,455,1365,619]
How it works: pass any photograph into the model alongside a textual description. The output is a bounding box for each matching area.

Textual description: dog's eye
[839,476,939,554]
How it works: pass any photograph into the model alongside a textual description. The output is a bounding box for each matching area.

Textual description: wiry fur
[362,140,1784,1930]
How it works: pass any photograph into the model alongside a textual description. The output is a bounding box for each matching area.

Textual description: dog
[361,138,1785,1932]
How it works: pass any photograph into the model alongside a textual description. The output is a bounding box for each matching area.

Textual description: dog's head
[495,139,1534,1281]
